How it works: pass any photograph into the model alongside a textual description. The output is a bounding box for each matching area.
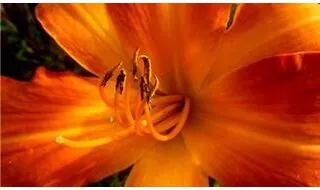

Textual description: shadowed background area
[1,4,92,81]
[0,3,233,186]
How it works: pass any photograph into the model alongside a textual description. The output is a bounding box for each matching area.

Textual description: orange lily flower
[1,3,320,186]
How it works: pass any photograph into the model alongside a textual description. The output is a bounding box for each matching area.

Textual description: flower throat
[56,49,190,148]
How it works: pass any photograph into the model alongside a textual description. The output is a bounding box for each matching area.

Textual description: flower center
[56,49,190,148]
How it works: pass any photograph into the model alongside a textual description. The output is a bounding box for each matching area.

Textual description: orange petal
[183,52,320,186]
[183,116,320,186]
[202,4,320,87]
[106,4,230,94]
[125,136,208,187]
[176,4,231,96]
[1,67,155,186]
[36,4,127,76]
[200,52,320,137]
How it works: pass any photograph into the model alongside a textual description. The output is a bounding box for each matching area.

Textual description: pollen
[56,49,190,148]
[107,117,115,123]
[141,119,148,127]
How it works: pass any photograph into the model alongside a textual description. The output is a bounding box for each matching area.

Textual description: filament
[99,87,115,108]
[124,77,135,125]
[57,50,191,148]
[136,102,181,135]
[152,95,184,107]
[144,98,190,141]
[114,92,127,128]
[133,91,145,135]
[56,135,112,148]
[99,61,123,108]
[56,127,135,148]
[150,103,181,124]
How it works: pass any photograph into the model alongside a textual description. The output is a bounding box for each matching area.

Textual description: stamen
[150,103,181,124]
[139,55,152,85]
[134,97,146,135]
[134,76,150,135]
[99,87,115,108]
[147,75,159,104]
[132,51,152,86]
[101,61,123,87]
[133,88,147,135]
[135,102,181,135]
[152,94,184,107]
[139,76,148,101]
[114,92,127,128]
[134,72,182,136]
[108,117,115,123]
[99,61,123,107]
[114,69,130,128]
[70,50,191,147]
[134,94,143,120]
[135,115,149,135]
[134,76,146,130]
[132,48,140,81]
[55,108,182,149]
[55,127,135,148]
[144,98,190,141]
[56,135,112,148]
[154,114,180,133]
[115,69,126,95]
[124,74,135,125]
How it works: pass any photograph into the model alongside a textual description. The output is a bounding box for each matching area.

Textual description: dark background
[1,3,228,186]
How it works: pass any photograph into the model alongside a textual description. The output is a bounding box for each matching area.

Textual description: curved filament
[144,98,190,141]
[56,127,135,148]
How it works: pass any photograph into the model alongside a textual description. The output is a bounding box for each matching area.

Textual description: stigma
[56,49,190,148]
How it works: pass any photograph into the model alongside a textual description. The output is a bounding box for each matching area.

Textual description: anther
[140,55,152,85]
[116,69,127,95]
[60,49,190,149]
[99,61,123,108]
[139,76,148,101]
[108,117,114,123]
[132,48,140,81]
[101,61,123,87]
[114,69,131,128]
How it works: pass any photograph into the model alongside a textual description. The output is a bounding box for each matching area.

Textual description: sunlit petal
[125,136,208,186]
[202,4,320,88]
[1,67,155,186]
[36,4,127,76]
[183,52,320,186]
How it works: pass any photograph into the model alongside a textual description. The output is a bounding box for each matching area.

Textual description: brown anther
[132,48,140,81]
[59,49,190,147]
[116,69,126,95]
[139,76,148,101]
[140,55,152,85]
[101,61,123,87]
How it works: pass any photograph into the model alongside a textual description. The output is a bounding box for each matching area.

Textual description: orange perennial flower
[1,3,320,186]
